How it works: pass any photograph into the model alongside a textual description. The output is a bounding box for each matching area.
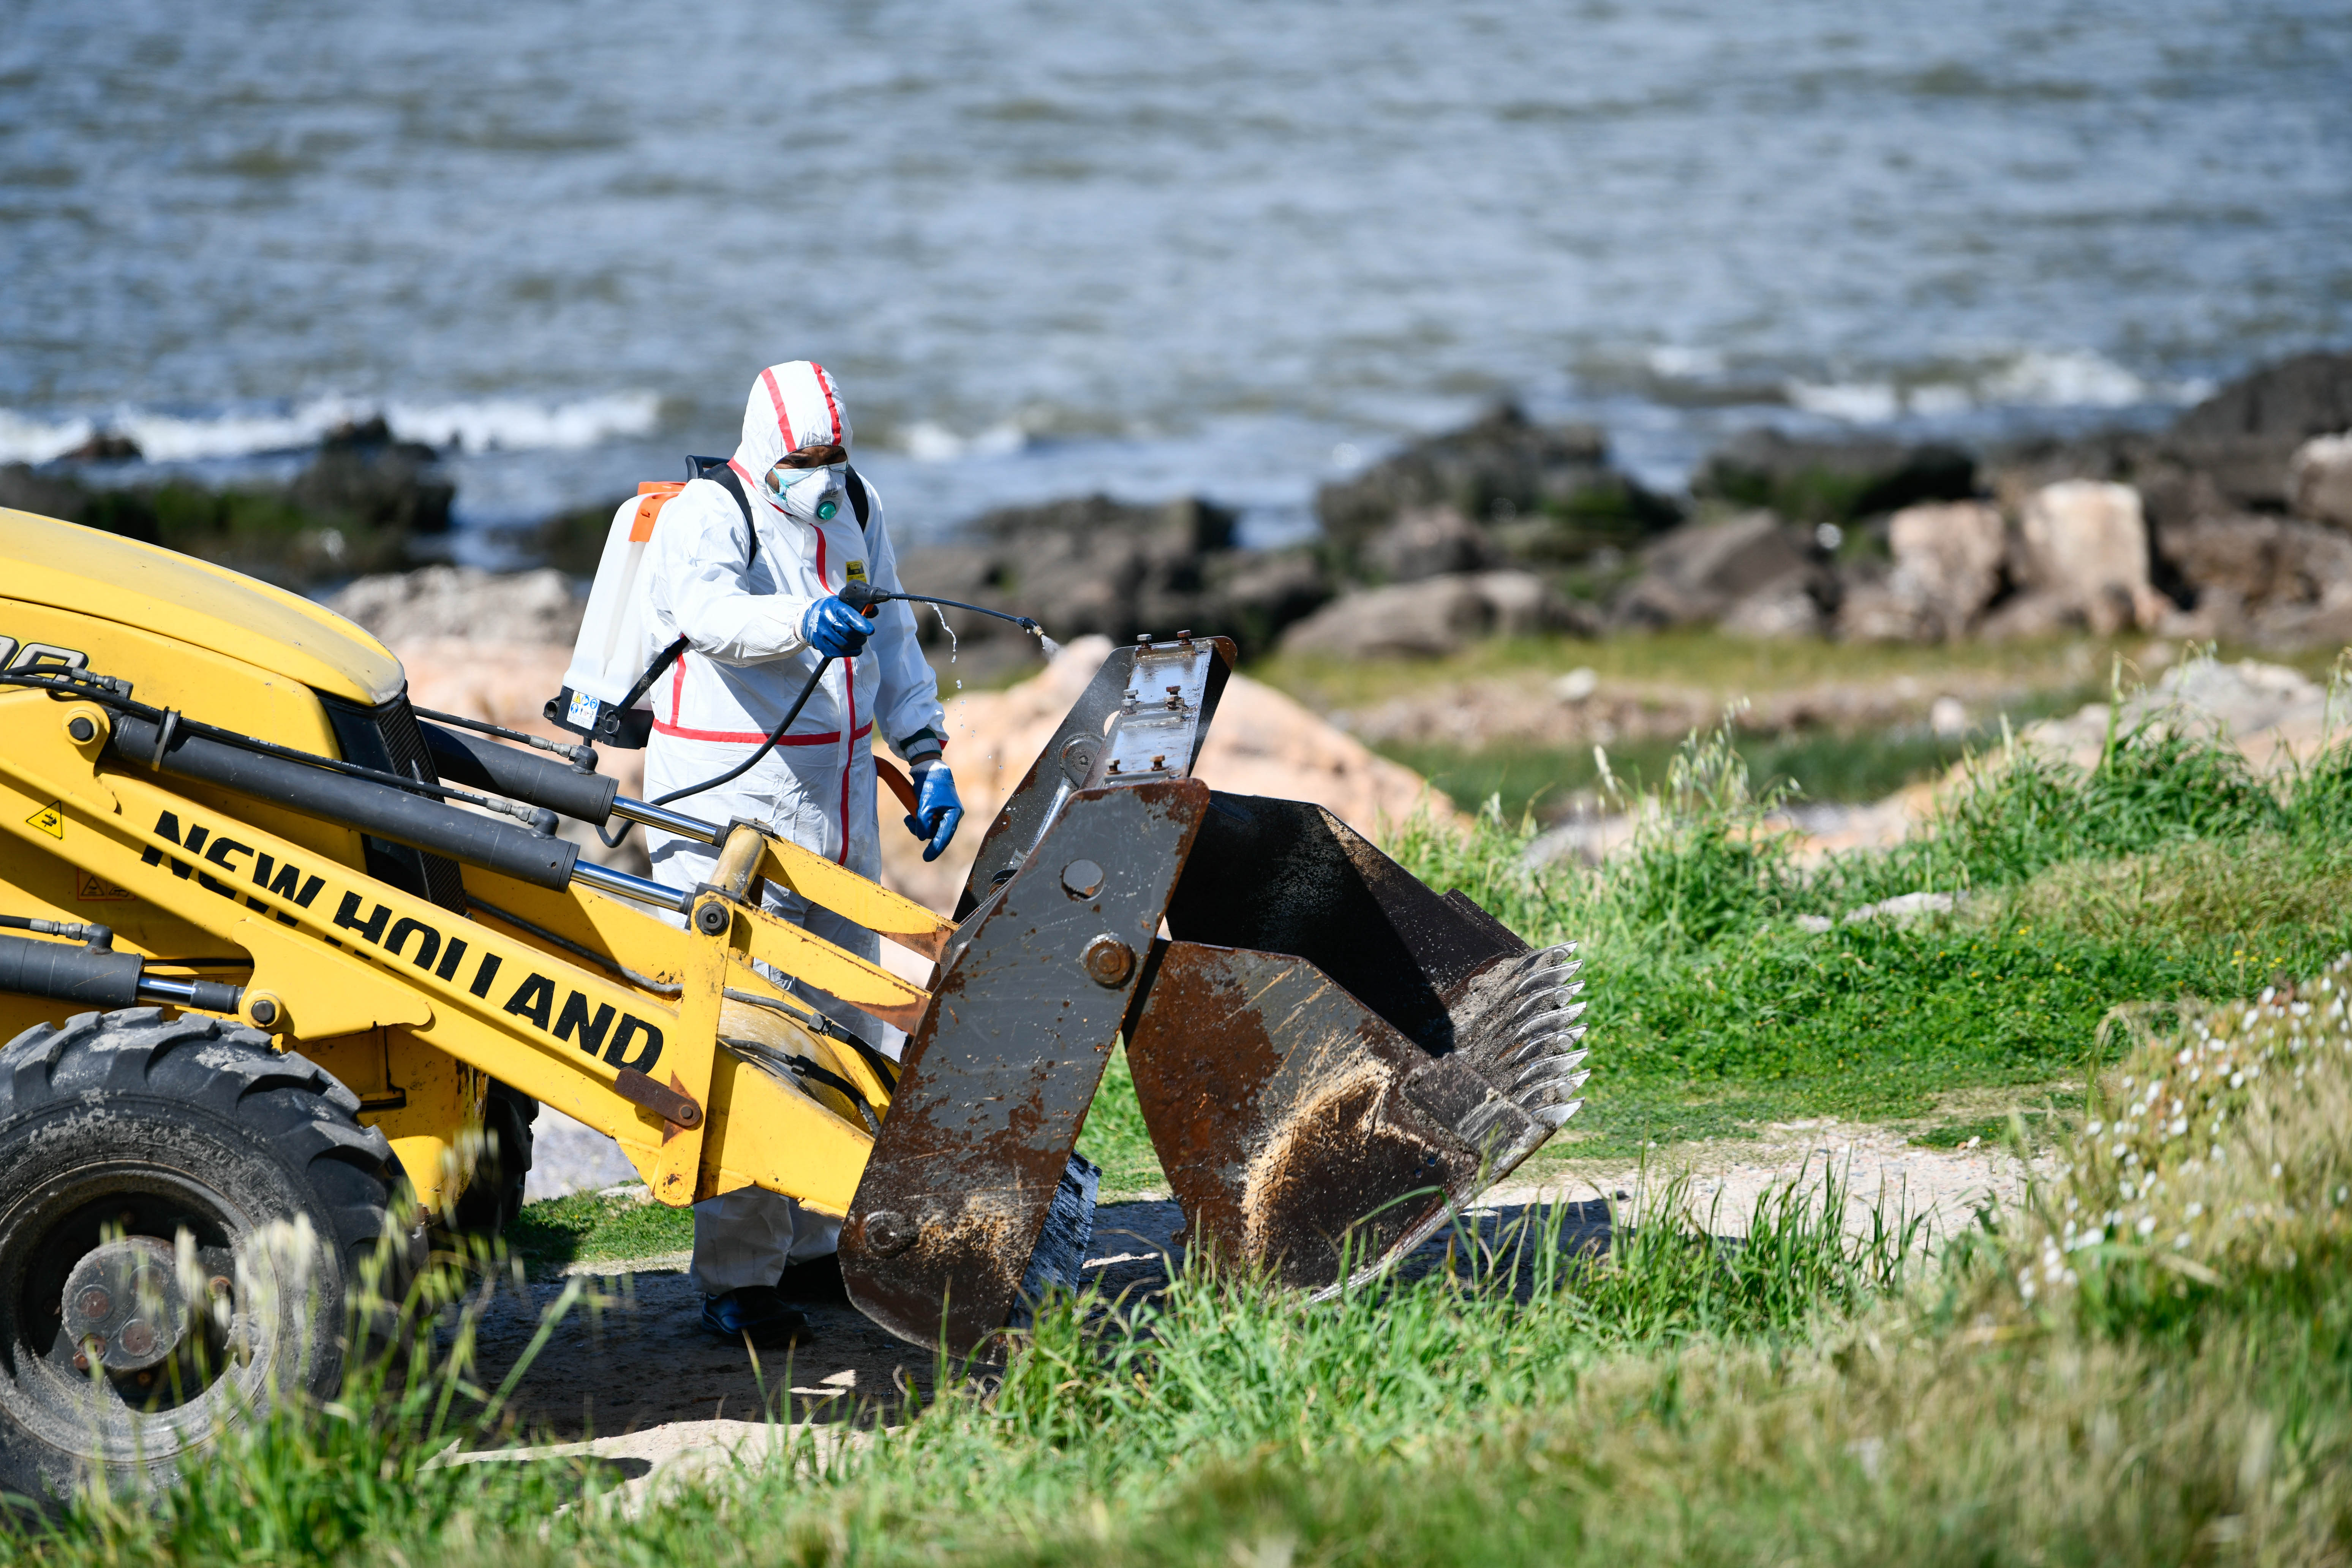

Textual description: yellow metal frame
[0,509,958,1220]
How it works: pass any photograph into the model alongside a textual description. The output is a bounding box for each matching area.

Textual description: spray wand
[839,583,1062,659]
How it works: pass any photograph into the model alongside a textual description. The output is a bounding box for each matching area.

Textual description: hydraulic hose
[419,720,619,825]
[107,710,579,891]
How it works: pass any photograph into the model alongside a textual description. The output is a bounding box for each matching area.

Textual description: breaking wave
[1780,349,2213,424]
[0,391,662,465]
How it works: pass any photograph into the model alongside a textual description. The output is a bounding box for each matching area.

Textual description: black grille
[318,689,471,913]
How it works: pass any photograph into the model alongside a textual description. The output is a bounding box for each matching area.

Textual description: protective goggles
[775,443,847,470]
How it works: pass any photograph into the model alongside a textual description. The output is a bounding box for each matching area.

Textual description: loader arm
[0,683,890,1215]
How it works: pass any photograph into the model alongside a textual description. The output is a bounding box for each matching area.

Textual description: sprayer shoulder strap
[845,466,870,529]
[707,465,759,571]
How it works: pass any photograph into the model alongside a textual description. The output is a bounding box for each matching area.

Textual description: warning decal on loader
[25,801,63,839]
[75,872,133,903]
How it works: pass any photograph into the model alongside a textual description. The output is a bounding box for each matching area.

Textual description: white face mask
[766,463,844,522]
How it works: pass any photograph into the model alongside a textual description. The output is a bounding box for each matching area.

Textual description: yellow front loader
[0,508,1589,1497]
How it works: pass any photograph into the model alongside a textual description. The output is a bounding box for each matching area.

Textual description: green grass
[1070,698,2352,1187]
[504,1188,692,1271]
[41,1016,2352,1566]
[1073,1047,1161,1197]
[1248,629,2343,715]
[28,661,2352,1564]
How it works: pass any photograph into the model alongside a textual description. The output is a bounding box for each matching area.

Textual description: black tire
[450,1081,535,1236]
[0,1007,416,1503]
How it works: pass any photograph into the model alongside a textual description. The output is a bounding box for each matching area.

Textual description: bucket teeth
[1510,959,1580,1000]
[1530,1098,1584,1130]
[1511,980,1585,1027]
[1513,1062,1590,1099]
[1512,995,1586,1035]
[1506,1027,1586,1069]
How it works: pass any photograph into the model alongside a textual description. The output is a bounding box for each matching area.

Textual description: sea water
[2,0,2345,546]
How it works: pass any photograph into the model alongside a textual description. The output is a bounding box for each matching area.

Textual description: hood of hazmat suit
[732,362,852,522]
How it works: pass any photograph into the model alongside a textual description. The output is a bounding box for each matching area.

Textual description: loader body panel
[0,510,402,705]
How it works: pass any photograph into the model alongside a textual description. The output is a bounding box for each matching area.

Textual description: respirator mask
[765,443,849,522]
[765,463,844,522]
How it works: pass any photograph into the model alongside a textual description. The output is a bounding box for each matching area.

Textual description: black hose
[107,710,579,891]
[649,654,835,809]
[842,583,1042,636]
[637,584,1048,815]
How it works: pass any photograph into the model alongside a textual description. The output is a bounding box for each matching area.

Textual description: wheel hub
[60,1237,191,1374]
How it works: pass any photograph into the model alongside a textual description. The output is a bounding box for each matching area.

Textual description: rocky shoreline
[11,351,2351,666]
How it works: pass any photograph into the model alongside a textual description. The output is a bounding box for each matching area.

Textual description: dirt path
[465,1130,2016,1504]
[1500,1118,2044,1242]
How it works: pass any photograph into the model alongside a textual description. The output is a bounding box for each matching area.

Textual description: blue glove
[802,595,871,659]
[906,763,963,862]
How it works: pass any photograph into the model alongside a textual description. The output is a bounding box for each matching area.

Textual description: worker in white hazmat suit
[639,360,961,1347]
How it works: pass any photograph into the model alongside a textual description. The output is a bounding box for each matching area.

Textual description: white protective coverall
[639,361,945,1296]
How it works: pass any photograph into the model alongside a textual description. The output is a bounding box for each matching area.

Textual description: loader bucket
[839,637,1586,1350]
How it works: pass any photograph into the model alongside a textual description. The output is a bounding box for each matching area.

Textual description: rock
[895,492,1326,669]
[2016,481,2161,635]
[1277,572,1590,659]
[1315,403,1679,562]
[1552,666,1600,703]
[288,422,453,535]
[1695,430,1976,523]
[1721,575,1828,639]
[2150,512,2352,636]
[1975,590,2085,642]
[1522,814,1636,870]
[1610,512,1818,630]
[1361,505,1503,582]
[1832,561,1940,643]
[2165,351,2352,511]
[1888,501,2006,627]
[2020,654,2336,771]
[329,566,585,646]
[1797,891,1967,934]
[2290,433,2352,529]
[59,430,141,463]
